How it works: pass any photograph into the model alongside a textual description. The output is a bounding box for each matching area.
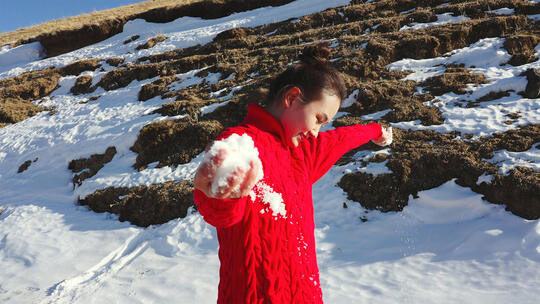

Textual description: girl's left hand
[372,126,393,146]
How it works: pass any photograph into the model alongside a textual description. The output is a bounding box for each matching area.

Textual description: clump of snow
[361,109,391,121]
[203,133,263,196]
[341,89,359,108]
[402,179,497,224]
[254,181,287,218]
[388,38,512,82]
[490,8,515,15]
[528,14,540,22]
[168,68,220,92]
[0,42,46,72]
[476,172,494,185]
[399,13,470,31]
[485,146,540,174]
[357,160,392,176]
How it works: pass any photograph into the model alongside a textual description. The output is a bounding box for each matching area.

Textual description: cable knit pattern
[194,103,382,303]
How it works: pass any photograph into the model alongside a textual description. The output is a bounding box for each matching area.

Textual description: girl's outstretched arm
[303,123,389,183]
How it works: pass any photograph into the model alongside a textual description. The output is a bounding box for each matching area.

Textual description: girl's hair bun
[299,42,331,65]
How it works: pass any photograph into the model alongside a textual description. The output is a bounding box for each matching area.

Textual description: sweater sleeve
[193,189,248,228]
[305,122,382,183]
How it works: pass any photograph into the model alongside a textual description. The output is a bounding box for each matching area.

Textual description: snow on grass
[490,8,515,15]
[399,13,470,32]
[388,37,540,138]
[0,0,351,80]
[485,145,540,174]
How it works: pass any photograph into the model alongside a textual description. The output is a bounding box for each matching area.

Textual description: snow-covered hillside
[1,0,539,303]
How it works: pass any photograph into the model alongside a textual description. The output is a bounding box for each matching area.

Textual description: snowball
[203,133,263,196]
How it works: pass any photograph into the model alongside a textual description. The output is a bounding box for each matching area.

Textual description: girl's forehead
[311,93,340,114]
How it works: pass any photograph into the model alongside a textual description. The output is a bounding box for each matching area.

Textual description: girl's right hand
[194,149,261,199]
[372,126,393,146]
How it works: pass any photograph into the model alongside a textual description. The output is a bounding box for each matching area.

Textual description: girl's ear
[283,86,302,109]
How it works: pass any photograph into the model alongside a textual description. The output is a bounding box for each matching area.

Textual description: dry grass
[0,0,203,47]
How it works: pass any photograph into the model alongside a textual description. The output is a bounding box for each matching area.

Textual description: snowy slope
[1,0,540,303]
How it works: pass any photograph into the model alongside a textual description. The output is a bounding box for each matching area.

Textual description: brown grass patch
[477,90,512,102]
[504,33,540,66]
[79,180,194,227]
[423,66,489,96]
[0,68,60,126]
[138,76,177,101]
[70,75,96,95]
[337,79,443,126]
[68,147,117,187]
[131,120,223,170]
[136,35,167,50]
[123,35,140,44]
[0,59,108,127]
[105,58,125,67]
[17,160,32,173]
[337,124,540,219]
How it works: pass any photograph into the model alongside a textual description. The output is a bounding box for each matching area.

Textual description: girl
[194,43,392,303]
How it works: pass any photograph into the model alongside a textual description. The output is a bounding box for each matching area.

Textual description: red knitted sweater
[194,103,382,303]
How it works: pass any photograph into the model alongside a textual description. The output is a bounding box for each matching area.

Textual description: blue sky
[0,0,145,34]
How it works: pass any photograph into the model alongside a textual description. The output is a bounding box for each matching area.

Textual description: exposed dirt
[524,68,540,99]
[476,166,540,220]
[504,33,540,66]
[138,76,177,101]
[123,35,140,45]
[0,68,60,125]
[422,66,489,96]
[136,35,167,50]
[338,124,540,218]
[0,59,108,128]
[17,160,32,173]
[130,120,223,170]
[62,59,102,75]
[68,147,117,187]
[79,180,194,227]
[70,75,95,95]
[106,57,125,67]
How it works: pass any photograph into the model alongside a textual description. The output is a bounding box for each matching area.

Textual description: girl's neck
[266,102,284,123]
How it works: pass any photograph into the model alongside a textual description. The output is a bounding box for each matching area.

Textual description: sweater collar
[242,103,288,146]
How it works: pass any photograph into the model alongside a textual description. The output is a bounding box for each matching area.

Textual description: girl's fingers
[238,160,260,196]
[194,148,228,197]
[215,167,246,199]
[210,149,227,174]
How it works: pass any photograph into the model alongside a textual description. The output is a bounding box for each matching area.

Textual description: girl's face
[279,89,341,147]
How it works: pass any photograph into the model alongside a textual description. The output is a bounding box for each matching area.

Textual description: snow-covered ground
[1,1,539,303]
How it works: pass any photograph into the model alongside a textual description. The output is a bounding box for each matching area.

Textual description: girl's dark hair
[267,42,346,106]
